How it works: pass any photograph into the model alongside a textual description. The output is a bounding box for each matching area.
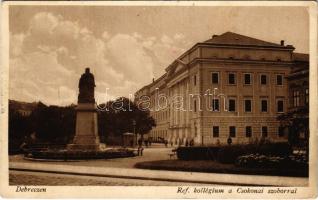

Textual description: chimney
[280,40,285,46]
[212,34,218,38]
[152,78,155,83]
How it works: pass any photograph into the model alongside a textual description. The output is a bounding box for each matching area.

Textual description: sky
[9,5,309,106]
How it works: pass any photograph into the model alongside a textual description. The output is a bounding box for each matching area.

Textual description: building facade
[135,32,309,146]
[286,53,309,142]
[288,53,309,109]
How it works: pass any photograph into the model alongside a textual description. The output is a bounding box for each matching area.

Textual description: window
[194,100,197,112]
[213,126,219,137]
[211,99,219,111]
[244,100,252,112]
[212,72,219,84]
[194,75,196,86]
[229,99,236,112]
[278,126,285,137]
[305,88,309,104]
[293,91,300,107]
[194,126,197,137]
[277,100,284,113]
[260,74,267,85]
[276,75,283,85]
[229,126,236,137]
[244,74,251,85]
[261,100,268,112]
[244,55,250,60]
[228,73,236,84]
[261,126,268,137]
[246,126,252,137]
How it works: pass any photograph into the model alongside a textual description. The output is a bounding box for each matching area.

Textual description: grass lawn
[134,159,308,177]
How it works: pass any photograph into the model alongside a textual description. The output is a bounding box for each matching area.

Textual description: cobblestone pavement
[10,170,210,186]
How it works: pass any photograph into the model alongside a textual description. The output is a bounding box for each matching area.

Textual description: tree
[8,106,33,153]
[98,97,156,143]
[29,103,76,143]
[9,97,155,147]
[277,106,309,147]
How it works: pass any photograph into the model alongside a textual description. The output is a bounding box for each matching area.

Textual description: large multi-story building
[135,32,309,146]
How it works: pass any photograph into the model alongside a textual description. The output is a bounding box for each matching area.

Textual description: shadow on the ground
[134,159,308,177]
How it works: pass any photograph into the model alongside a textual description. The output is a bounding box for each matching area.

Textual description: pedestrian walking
[138,146,144,156]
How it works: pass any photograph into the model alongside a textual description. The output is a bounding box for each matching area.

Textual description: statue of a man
[78,68,96,103]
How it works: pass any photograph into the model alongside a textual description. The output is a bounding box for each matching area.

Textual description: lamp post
[201,134,204,146]
[132,120,137,146]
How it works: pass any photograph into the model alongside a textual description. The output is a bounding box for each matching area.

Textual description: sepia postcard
[0,1,317,199]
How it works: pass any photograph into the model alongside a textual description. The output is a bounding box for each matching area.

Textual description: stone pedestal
[67,103,103,151]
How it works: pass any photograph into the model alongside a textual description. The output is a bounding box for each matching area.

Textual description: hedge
[257,142,292,156]
[176,146,220,160]
[176,142,292,164]
[236,154,308,169]
[216,144,257,164]
[25,148,136,160]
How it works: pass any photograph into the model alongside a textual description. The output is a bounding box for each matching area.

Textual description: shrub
[216,142,292,164]
[257,142,292,156]
[288,154,308,168]
[176,142,292,163]
[26,148,136,160]
[236,153,308,169]
[235,154,286,168]
[216,144,257,164]
[176,146,220,160]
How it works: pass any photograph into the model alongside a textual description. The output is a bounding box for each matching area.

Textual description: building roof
[293,52,309,62]
[204,32,285,47]
[135,73,167,94]
[135,31,301,96]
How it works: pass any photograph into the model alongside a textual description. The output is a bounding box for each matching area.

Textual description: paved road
[9,145,190,186]
[10,170,210,186]
[10,162,308,186]
[9,144,308,187]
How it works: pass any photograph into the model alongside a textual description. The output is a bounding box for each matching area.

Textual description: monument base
[68,103,105,151]
[67,143,107,151]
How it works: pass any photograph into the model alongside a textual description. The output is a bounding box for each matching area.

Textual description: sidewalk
[9,162,308,186]
[9,147,174,169]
